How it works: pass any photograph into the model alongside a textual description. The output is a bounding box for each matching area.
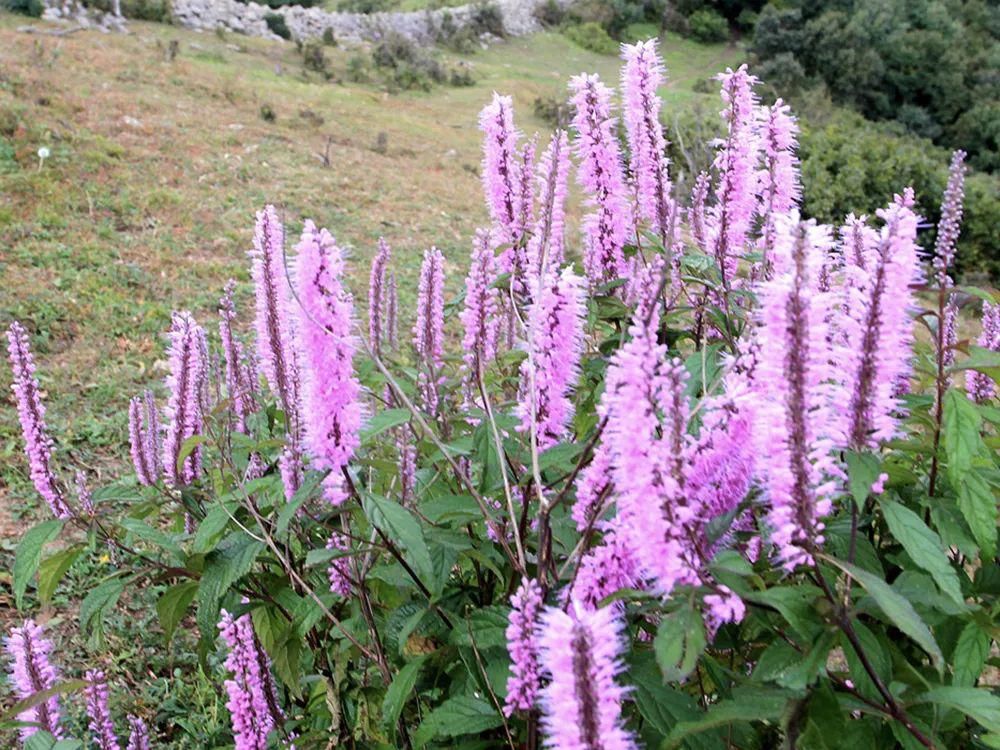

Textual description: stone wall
[170,0,567,45]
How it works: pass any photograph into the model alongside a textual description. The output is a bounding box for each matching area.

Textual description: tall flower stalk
[4,619,64,742]
[968,302,1000,402]
[757,99,801,276]
[504,578,543,715]
[527,130,570,281]
[479,93,521,242]
[569,73,632,288]
[6,321,71,518]
[162,311,208,487]
[219,281,257,434]
[85,669,122,750]
[369,238,392,360]
[292,221,362,506]
[460,229,500,414]
[413,247,445,418]
[129,390,161,486]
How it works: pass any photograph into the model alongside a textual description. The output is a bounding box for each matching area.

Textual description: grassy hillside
[0,15,740,514]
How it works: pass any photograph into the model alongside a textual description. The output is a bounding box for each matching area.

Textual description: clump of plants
[4,37,1000,750]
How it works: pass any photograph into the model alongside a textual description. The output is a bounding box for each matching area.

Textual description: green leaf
[156,581,199,644]
[36,545,84,604]
[361,491,434,594]
[275,471,322,536]
[743,585,825,640]
[13,520,63,609]
[382,657,426,730]
[450,606,509,650]
[915,686,1000,732]
[119,517,184,561]
[192,503,237,554]
[662,688,792,747]
[196,533,264,641]
[80,578,124,634]
[360,408,411,444]
[948,345,1000,382]
[655,605,707,682]
[880,499,964,605]
[176,434,208,477]
[823,556,943,671]
[0,679,87,723]
[952,621,991,688]
[846,451,881,506]
[942,389,982,487]
[957,472,998,559]
[415,694,502,742]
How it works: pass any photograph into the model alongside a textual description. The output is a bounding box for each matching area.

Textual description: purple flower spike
[968,302,1000,403]
[413,247,446,417]
[757,99,801,274]
[129,390,161,486]
[162,311,208,487]
[621,39,674,242]
[369,238,392,360]
[4,619,64,742]
[326,531,353,598]
[537,603,636,750]
[219,281,258,434]
[126,715,151,750]
[292,221,363,507]
[460,229,501,413]
[479,93,521,242]
[570,72,632,288]
[219,609,284,750]
[518,268,587,450]
[85,669,122,750]
[6,322,70,519]
[527,130,570,281]
[504,578,543,716]
[932,150,967,288]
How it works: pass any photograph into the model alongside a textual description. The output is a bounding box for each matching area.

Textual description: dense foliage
[4,38,1000,750]
[751,0,1000,172]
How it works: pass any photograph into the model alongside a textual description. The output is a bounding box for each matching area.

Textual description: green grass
[0,15,740,517]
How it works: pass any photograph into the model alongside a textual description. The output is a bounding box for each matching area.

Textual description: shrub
[299,40,330,77]
[687,7,728,42]
[532,0,565,28]
[563,21,619,55]
[4,42,999,750]
[264,12,291,40]
[1,0,43,16]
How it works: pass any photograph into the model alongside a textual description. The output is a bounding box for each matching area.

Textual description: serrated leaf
[119,517,184,561]
[662,687,792,747]
[80,578,124,634]
[156,581,199,644]
[275,471,322,536]
[360,408,411,444]
[952,621,991,688]
[846,451,881,506]
[655,605,707,682]
[957,471,998,559]
[361,491,434,594]
[451,606,509,650]
[382,657,425,730]
[36,545,84,604]
[823,555,943,671]
[176,434,208,477]
[192,502,237,554]
[13,520,64,609]
[880,499,963,605]
[916,686,1000,732]
[415,694,502,741]
[943,389,982,488]
[196,533,264,641]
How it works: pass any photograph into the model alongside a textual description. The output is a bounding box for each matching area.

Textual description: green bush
[563,21,619,55]
[687,8,729,42]
[1,0,44,16]
[264,12,291,40]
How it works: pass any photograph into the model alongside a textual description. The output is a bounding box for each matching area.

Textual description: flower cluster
[218,609,283,750]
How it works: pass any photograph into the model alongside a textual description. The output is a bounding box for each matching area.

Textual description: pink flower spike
[757,99,801,275]
[126,716,151,750]
[85,669,122,750]
[517,267,587,450]
[504,578,543,715]
[527,129,570,281]
[968,302,1000,403]
[932,150,967,288]
[413,247,446,417]
[537,603,636,750]
[479,93,521,242]
[6,321,70,519]
[292,220,363,506]
[569,72,632,288]
[4,619,64,742]
[460,229,501,414]
[162,311,208,487]
[369,238,392,360]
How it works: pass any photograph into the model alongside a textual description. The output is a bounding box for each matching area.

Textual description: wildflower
[526,130,570,280]
[537,603,636,750]
[4,619,64,742]
[968,302,1000,402]
[754,213,839,569]
[326,532,353,598]
[126,716,150,750]
[569,73,632,287]
[709,65,760,288]
[572,441,612,532]
[218,610,283,750]
[76,471,95,516]
[385,271,398,352]
[621,39,673,242]
[517,268,587,450]
[369,238,392,360]
[932,150,967,288]
[757,99,801,275]
[6,322,70,518]
[292,221,362,506]
[504,579,543,715]
[413,247,445,417]
[479,93,521,241]
[504,136,538,294]
[397,427,416,505]
[840,191,921,449]
[128,390,161,486]
[250,205,300,426]
[688,171,710,253]
[570,528,640,612]
[162,311,208,487]
[85,669,122,750]
[703,585,746,637]
[460,229,501,413]
[219,281,258,434]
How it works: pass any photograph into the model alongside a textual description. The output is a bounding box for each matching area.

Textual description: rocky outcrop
[169,0,567,44]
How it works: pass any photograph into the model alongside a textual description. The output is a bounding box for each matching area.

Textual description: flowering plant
[4,40,1000,750]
